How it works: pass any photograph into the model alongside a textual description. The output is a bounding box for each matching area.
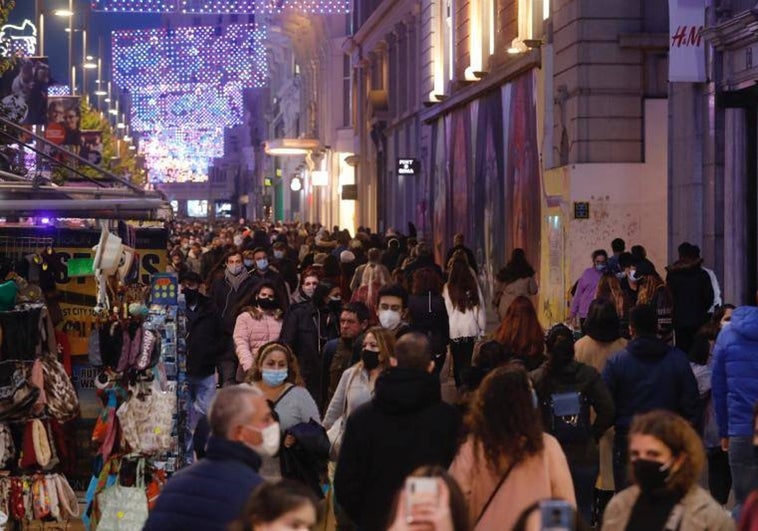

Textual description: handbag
[40,354,79,422]
[327,369,357,461]
[88,328,103,367]
[0,360,39,421]
[117,382,176,454]
[97,459,149,531]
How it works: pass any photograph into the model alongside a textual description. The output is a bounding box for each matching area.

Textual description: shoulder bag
[326,368,358,461]
[475,459,518,527]
[98,458,149,531]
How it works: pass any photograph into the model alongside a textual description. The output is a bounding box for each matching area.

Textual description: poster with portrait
[0,56,50,125]
[80,130,103,165]
[45,96,80,146]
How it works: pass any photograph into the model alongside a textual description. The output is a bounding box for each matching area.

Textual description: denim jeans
[185,374,217,455]
[729,436,758,510]
[570,461,599,525]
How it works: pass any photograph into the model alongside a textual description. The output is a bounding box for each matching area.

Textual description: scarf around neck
[225,268,248,292]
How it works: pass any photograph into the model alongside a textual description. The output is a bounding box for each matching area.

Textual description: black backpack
[545,389,592,445]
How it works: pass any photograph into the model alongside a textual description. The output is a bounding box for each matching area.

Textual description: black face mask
[184,288,199,306]
[257,297,278,310]
[361,349,380,371]
[633,458,672,493]
[328,299,342,314]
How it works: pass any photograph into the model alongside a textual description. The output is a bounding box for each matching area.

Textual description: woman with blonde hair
[323,326,396,453]
[350,258,391,325]
[602,410,733,531]
[246,341,321,480]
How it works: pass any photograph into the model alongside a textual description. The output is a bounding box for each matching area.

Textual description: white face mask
[248,421,281,457]
[302,285,316,298]
[378,309,402,330]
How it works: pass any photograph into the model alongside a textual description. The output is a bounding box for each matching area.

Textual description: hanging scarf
[225,268,249,292]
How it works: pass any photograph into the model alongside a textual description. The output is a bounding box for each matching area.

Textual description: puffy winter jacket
[233,308,283,372]
[144,437,264,531]
[712,306,758,437]
[602,335,700,431]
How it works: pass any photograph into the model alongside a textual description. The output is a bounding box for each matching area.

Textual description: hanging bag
[97,458,149,531]
[40,353,79,422]
[0,360,39,421]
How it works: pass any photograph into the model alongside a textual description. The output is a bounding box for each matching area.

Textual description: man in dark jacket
[323,302,369,406]
[271,240,299,297]
[602,304,700,490]
[444,233,477,273]
[246,247,290,311]
[404,241,444,284]
[145,385,275,531]
[335,333,461,531]
[712,305,758,512]
[210,251,256,386]
[665,242,714,353]
[280,282,339,409]
[181,272,223,457]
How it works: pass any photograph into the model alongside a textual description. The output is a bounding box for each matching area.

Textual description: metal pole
[35,0,43,55]
[82,29,87,102]
[68,0,73,95]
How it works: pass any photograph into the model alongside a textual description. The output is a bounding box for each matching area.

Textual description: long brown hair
[247,342,305,387]
[637,273,664,306]
[595,274,626,319]
[467,366,544,474]
[629,410,705,496]
[493,296,544,359]
[446,256,480,311]
[356,326,395,371]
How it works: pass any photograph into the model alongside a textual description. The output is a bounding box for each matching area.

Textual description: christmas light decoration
[48,85,71,96]
[92,0,350,13]
[112,23,267,183]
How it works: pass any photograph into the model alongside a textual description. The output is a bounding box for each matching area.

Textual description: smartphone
[539,500,574,531]
[405,477,439,517]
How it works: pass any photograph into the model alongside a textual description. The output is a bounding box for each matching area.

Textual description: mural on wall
[430,71,541,303]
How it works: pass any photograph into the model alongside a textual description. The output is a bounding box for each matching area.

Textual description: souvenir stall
[0,174,179,529]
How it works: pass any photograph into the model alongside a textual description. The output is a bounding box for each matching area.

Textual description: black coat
[144,437,264,531]
[665,258,714,328]
[185,295,224,377]
[209,273,257,335]
[279,301,339,409]
[334,368,461,531]
[281,419,330,498]
[248,266,290,311]
[407,292,450,355]
[530,360,615,466]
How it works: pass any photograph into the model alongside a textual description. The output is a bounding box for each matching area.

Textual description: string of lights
[92,0,350,14]
[112,23,267,183]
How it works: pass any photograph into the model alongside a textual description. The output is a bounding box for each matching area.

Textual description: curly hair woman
[449,366,575,530]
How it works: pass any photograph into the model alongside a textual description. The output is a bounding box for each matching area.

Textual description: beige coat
[602,486,735,531]
[574,335,627,491]
[449,433,575,531]
[494,276,538,321]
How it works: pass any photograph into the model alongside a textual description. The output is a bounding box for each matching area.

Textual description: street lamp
[53,8,74,17]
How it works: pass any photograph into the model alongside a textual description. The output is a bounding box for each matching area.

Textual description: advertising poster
[0,56,50,125]
[45,95,81,146]
[668,0,706,82]
[80,130,104,165]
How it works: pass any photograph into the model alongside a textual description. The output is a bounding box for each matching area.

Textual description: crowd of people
[146,219,758,531]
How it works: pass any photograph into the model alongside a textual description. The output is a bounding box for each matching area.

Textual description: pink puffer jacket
[233,309,283,371]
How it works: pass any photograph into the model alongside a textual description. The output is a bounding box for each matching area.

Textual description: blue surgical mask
[261,369,288,387]
[243,259,254,268]
[273,250,285,260]
[595,263,607,272]
[256,258,269,270]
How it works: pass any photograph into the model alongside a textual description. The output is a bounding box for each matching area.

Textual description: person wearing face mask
[570,250,609,328]
[210,251,257,387]
[246,248,290,312]
[233,283,285,382]
[376,283,411,337]
[350,256,390,325]
[230,480,320,531]
[602,305,700,491]
[335,333,461,531]
[181,272,224,458]
[271,241,299,299]
[144,385,275,531]
[167,249,189,277]
[279,272,339,410]
[601,410,734,531]
[246,342,321,481]
[324,326,395,529]
[186,243,204,275]
[324,326,396,456]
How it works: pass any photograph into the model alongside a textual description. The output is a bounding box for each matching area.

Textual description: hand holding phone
[387,477,454,531]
